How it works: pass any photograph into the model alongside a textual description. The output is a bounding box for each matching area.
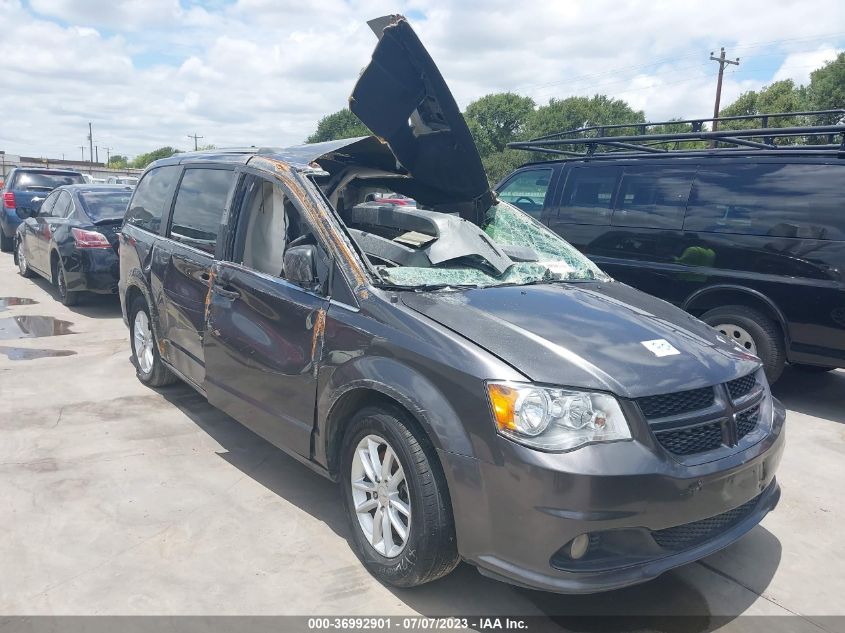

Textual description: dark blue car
[1,168,85,252]
[14,184,131,305]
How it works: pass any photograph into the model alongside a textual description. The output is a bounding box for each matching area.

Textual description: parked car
[496,136,845,383]
[107,176,139,186]
[119,15,784,594]
[1,168,84,252]
[14,184,131,305]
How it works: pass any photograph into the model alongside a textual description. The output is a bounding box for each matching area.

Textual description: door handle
[213,284,240,300]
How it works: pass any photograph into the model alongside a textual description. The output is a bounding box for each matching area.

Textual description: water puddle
[0,346,77,360]
[0,316,75,340]
[0,297,38,312]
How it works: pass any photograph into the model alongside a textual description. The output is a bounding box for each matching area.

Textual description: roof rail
[508,109,845,158]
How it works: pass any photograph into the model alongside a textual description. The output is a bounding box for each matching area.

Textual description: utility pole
[709,47,740,140]
[104,147,112,165]
[78,146,85,162]
[95,145,99,164]
[87,123,94,167]
[187,132,204,151]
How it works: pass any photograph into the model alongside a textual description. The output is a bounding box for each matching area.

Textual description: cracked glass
[378,201,609,288]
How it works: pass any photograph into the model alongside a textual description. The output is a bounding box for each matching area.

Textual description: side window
[168,168,235,254]
[612,167,695,230]
[48,191,71,218]
[497,168,553,218]
[38,191,59,217]
[125,165,181,234]
[685,164,845,240]
[557,166,620,225]
[232,175,328,289]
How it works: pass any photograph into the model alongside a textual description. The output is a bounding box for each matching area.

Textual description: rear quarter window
[125,165,181,234]
[684,163,845,240]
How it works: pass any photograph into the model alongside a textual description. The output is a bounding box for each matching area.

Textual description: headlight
[487,382,632,451]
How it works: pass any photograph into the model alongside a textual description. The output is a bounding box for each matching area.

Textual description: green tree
[464,93,535,156]
[108,155,128,168]
[131,147,181,169]
[719,79,809,140]
[306,108,370,143]
[807,52,845,119]
[197,143,217,151]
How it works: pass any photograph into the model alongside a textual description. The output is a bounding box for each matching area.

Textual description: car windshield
[79,190,132,221]
[15,172,84,190]
[374,201,608,288]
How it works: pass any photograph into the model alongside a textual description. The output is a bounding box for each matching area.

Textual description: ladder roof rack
[508,109,845,160]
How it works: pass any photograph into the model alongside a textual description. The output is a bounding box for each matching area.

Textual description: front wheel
[16,239,34,278]
[701,305,785,383]
[340,405,459,588]
[129,296,177,387]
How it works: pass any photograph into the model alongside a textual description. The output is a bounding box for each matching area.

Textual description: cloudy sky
[1,0,843,161]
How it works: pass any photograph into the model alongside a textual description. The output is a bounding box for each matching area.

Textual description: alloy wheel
[350,434,411,558]
[17,242,27,275]
[133,310,155,375]
[714,322,758,354]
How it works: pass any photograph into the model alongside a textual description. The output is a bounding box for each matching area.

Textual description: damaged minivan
[119,16,785,593]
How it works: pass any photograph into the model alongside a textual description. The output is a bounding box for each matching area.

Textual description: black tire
[15,238,34,278]
[340,404,459,588]
[701,305,785,383]
[0,230,12,253]
[129,296,177,387]
[791,363,837,373]
[53,257,80,306]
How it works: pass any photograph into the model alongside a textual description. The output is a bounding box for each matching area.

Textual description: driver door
[202,173,331,459]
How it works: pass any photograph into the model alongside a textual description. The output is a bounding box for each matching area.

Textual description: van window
[232,176,319,283]
[497,169,552,218]
[125,165,181,234]
[557,166,620,225]
[168,168,235,253]
[612,167,695,230]
[684,164,845,240]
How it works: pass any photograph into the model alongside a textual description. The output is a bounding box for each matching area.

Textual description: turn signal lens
[488,383,518,432]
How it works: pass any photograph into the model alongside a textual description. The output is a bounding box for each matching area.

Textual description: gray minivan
[119,16,785,593]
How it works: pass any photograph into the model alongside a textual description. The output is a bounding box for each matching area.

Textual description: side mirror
[284,245,319,290]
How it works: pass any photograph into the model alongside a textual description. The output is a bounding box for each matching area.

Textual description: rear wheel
[340,405,459,588]
[16,239,34,278]
[53,257,80,306]
[701,305,785,383]
[0,231,12,253]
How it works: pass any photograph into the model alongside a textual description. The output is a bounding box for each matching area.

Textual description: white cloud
[0,0,843,160]
[773,46,839,84]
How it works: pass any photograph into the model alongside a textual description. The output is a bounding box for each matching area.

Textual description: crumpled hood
[401,281,760,398]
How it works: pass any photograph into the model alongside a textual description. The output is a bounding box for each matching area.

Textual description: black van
[497,128,845,383]
[119,16,784,593]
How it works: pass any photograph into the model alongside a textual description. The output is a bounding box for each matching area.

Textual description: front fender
[316,355,476,472]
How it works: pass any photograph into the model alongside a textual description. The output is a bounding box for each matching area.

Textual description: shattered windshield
[374,201,608,288]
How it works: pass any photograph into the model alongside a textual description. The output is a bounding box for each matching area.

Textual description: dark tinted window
[125,165,181,234]
[684,164,845,240]
[13,171,84,189]
[79,190,132,222]
[497,168,552,218]
[47,191,71,218]
[38,191,59,217]
[612,167,694,229]
[557,166,620,225]
[169,168,235,253]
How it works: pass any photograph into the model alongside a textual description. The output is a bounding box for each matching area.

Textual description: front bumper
[440,397,786,594]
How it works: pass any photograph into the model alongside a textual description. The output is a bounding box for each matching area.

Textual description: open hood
[350,15,494,222]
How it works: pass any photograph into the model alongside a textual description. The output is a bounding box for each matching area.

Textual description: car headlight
[487,382,632,451]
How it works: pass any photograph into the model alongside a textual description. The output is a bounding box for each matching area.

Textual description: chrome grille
[652,495,759,550]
